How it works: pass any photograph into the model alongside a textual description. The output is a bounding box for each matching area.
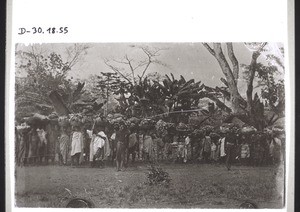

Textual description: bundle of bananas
[176,122,192,133]
[107,113,125,125]
[69,113,83,127]
[58,116,69,127]
[240,126,257,134]
[209,132,220,140]
[93,116,108,128]
[48,112,58,120]
[125,117,141,130]
[139,118,155,130]
[202,125,214,134]
[155,119,167,135]
[191,129,204,138]
[219,123,235,133]
[26,113,49,126]
[16,123,31,133]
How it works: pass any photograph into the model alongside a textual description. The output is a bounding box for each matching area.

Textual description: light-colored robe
[71,132,83,156]
[87,130,110,161]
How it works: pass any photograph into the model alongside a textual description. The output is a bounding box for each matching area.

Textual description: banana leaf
[48,91,70,116]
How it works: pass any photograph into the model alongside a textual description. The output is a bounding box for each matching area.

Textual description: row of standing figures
[15,123,285,171]
[15,123,161,171]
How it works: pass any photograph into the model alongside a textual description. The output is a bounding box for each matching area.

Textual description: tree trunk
[212,43,246,114]
[246,51,260,113]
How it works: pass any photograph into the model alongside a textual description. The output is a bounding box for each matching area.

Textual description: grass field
[14,163,284,208]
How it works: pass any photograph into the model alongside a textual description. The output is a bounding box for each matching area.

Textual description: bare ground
[14,163,284,208]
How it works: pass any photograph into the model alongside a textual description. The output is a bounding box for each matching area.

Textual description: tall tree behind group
[202,43,284,129]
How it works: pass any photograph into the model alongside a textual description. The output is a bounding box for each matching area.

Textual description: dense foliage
[15,44,285,130]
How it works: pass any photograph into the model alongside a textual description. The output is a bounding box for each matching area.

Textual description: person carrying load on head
[87,122,110,167]
[71,126,84,167]
[36,128,48,164]
[115,123,128,171]
[58,126,70,165]
[269,130,283,165]
[16,124,31,166]
[201,131,212,163]
[28,126,40,164]
[177,135,185,163]
[110,124,119,163]
[143,130,153,162]
[209,133,220,162]
[219,133,226,160]
[183,135,191,163]
[240,135,250,165]
[224,132,237,170]
[127,127,139,164]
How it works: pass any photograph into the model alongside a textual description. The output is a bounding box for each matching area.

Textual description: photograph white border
[6,0,294,211]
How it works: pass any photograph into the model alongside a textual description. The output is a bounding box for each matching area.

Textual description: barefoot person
[115,123,128,171]
[87,124,110,168]
[58,126,70,165]
[71,126,84,166]
[225,132,236,170]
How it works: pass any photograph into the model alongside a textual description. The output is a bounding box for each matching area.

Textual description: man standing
[127,128,139,164]
[225,132,236,170]
[202,131,211,163]
[183,135,191,163]
[71,126,84,167]
[115,123,128,171]
[87,127,109,167]
[58,126,69,165]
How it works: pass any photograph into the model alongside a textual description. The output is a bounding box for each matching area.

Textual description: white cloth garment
[185,136,190,145]
[71,132,83,156]
[87,130,96,162]
[98,131,110,159]
[110,132,116,140]
[36,128,47,145]
[93,136,105,155]
[88,130,110,161]
[220,137,226,157]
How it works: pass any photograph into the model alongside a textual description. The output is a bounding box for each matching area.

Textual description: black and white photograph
[13,42,286,209]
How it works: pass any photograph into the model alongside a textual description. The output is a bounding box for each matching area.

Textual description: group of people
[189,130,284,169]
[15,120,285,171]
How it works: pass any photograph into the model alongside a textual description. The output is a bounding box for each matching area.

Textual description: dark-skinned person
[239,135,250,166]
[138,129,145,161]
[201,130,212,163]
[110,124,119,164]
[115,123,128,171]
[143,130,154,162]
[224,131,237,170]
[58,126,70,165]
[183,134,191,163]
[219,132,227,163]
[209,132,219,163]
[177,134,185,163]
[127,127,139,164]
[269,130,283,166]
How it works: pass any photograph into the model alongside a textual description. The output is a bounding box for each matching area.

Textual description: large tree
[202,42,284,129]
[15,44,90,118]
[202,43,260,114]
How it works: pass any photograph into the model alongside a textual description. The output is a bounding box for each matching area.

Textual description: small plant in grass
[145,164,171,187]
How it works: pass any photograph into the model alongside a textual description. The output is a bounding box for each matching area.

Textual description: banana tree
[153,74,205,123]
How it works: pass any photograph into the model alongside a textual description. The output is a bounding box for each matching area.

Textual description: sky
[16,42,284,90]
